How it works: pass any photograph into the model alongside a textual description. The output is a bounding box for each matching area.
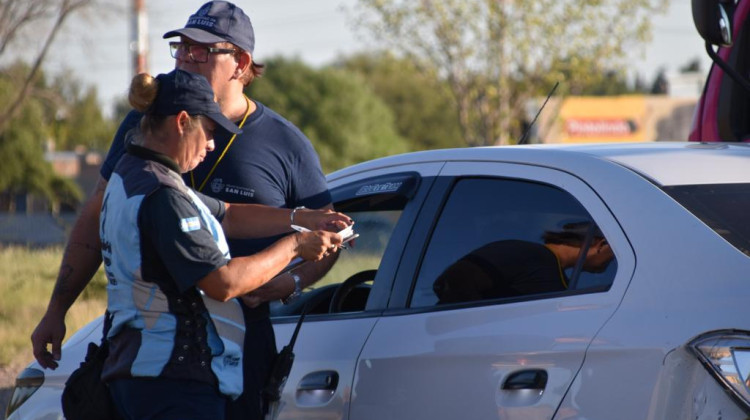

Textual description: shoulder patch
[180,217,201,232]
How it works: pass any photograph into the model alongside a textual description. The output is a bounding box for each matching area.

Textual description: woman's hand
[294,230,343,261]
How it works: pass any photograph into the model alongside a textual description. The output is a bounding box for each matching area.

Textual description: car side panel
[554,165,750,418]
[350,162,636,420]
[272,317,378,420]
[272,162,445,420]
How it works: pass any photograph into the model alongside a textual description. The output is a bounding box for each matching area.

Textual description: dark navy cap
[163,1,255,53]
[153,69,241,134]
[560,221,603,238]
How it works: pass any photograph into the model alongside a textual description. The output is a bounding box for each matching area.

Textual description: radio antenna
[518,81,559,145]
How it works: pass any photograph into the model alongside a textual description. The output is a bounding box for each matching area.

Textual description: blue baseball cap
[153,69,241,134]
[163,1,255,54]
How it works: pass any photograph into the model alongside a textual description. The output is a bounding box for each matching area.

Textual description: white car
[8,142,750,420]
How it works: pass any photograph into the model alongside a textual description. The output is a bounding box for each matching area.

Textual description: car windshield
[664,183,750,256]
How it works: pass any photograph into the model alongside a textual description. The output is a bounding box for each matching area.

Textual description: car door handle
[298,370,339,391]
[296,371,339,406]
[502,369,548,390]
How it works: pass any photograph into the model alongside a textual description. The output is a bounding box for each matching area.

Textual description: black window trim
[387,174,616,313]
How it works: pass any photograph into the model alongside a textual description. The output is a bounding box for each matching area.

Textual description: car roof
[328,142,750,187]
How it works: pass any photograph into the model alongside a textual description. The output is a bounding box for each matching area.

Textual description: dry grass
[0,245,383,391]
[0,246,107,386]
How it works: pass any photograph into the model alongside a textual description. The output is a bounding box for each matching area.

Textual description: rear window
[664,184,750,256]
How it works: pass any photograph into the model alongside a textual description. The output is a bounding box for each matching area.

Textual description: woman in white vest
[99,69,348,420]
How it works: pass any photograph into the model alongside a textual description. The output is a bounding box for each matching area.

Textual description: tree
[0,66,82,212]
[112,96,134,128]
[337,52,464,151]
[355,0,669,146]
[49,73,116,151]
[248,57,409,172]
[679,58,703,74]
[0,0,101,136]
[566,68,636,96]
[633,73,649,93]
[651,67,669,94]
[0,0,114,213]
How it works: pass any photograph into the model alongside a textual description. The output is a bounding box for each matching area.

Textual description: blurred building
[0,149,102,247]
[535,70,704,144]
[537,95,698,143]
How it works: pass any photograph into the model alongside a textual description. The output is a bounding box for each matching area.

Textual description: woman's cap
[154,69,241,134]
[163,1,255,54]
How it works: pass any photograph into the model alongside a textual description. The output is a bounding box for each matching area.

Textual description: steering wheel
[328,269,377,313]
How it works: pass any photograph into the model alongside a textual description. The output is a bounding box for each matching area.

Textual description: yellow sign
[539,95,697,143]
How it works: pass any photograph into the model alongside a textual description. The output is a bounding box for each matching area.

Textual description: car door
[270,162,444,420]
[349,161,635,420]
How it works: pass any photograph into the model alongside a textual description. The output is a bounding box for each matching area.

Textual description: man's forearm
[294,251,337,290]
[242,251,339,306]
[44,179,106,317]
[239,203,340,306]
[46,241,103,316]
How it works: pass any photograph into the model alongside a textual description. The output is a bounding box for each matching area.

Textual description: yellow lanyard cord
[554,253,568,289]
[190,95,253,192]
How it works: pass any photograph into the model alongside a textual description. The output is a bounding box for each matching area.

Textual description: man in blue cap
[31,2,336,420]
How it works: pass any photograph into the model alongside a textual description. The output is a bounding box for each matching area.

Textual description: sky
[14,0,712,116]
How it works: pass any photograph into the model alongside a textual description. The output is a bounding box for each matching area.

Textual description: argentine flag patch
[180,217,201,232]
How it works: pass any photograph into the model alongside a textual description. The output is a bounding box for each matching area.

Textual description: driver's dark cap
[560,221,603,238]
[152,69,241,134]
[542,220,604,245]
[163,1,255,53]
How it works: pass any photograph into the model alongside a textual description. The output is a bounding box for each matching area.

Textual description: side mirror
[692,0,736,46]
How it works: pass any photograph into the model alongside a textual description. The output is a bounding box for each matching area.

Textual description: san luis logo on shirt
[211,178,225,194]
[211,177,255,198]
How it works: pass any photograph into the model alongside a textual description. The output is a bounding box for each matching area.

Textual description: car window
[313,207,401,311]
[271,174,419,316]
[664,183,750,256]
[410,177,617,308]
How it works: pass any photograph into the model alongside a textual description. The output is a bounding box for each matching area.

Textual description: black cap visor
[204,111,241,134]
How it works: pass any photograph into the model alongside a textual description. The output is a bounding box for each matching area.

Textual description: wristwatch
[282,273,302,305]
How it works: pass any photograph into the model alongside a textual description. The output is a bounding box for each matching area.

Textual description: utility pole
[131,0,149,76]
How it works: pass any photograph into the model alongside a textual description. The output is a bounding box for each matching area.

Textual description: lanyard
[190,95,253,192]
[553,252,568,289]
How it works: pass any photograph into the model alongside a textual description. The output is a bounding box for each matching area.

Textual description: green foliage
[0,90,48,194]
[51,77,116,151]
[650,68,669,94]
[0,61,115,210]
[247,57,409,173]
[560,65,636,96]
[336,52,463,151]
[680,58,703,74]
[0,71,82,208]
[112,96,134,127]
[355,0,669,145]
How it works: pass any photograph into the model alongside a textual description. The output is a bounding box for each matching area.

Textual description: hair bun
[128,73,159,112]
